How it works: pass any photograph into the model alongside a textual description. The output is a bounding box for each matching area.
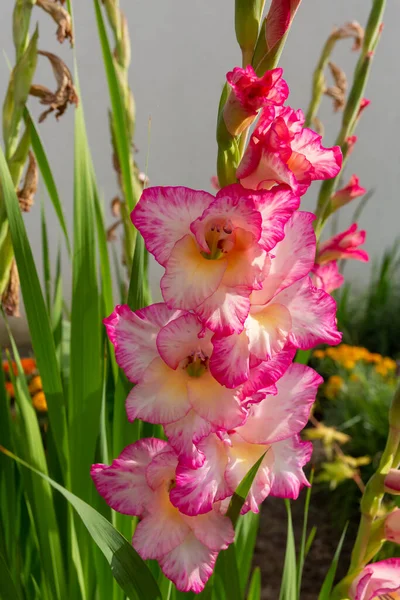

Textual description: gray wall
[1,1,399,343]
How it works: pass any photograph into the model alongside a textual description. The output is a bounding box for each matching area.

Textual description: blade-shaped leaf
[0,552,23,600]
[226,450,267,527]
[0,447,162,600]
[297,470,314,596]
[318,523,348,600]
[279,501,297,600]
[0,144,68,473]
[247,567,261,600]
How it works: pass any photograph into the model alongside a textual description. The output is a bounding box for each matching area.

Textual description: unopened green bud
[102,0,121,39]
[3,27,38,159]
[13,0,35,60]
[235,0,266,66]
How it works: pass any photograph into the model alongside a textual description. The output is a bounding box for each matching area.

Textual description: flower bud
[384,509,400,544]
[13,0,35,60]
[331,174,366,210]
[235,0,265,65]
[384,469,400,495]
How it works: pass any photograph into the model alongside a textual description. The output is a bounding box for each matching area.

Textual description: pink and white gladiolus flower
[91,439,234,593]
[104,304,289,468]
[331,174,366,210]
[170,363,320,516]
[384,469,400,495]
[384,509,400,544]
[223,66,289,135]
[132,184,299,336]
[209,211,342,388]
[349,559,400,600]
[311,261,344,295]
[316,223,369,265]
[237,105,342,196]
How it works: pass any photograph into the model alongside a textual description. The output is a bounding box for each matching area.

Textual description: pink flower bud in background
[346,135,358,156]
[358,97,371,119]
[385,469,400,495]
[384,509,400,544]
[311,261,344,294]
[349,559,400,600]
[265,0,302,52]
[331,174,366,209]
[223,66,288,136]
[316,223,369,265]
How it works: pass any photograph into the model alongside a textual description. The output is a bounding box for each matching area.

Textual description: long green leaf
[40,199,51,313]
[0,552,23,600]
[93,0,141,212]
[0,447,162,600]
[235,511,260,595]
[297,470,314,596]
[25,109,71,254]
[247,567,261,600]
[318,524,348,600]
[0,144,68,473]
[279,501,297,600]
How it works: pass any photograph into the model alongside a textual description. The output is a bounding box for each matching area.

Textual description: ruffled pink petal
[90,438,168,516]
[159,532,217,593]
[131,186,213,266]
[132,489,191,560]
[246,304,292,360]
[188,371,247,430]
[164,410,217,469]
[273,277,342,348]
[238,364,322,444]
[311,261,344,294]
[125,358,191,424]
[317,223,369,264]
[195,284,251,336]
[290,128,342,181]
[222,237,270,290]
[156,312,213,370]
[103,303,181,383]
[241,346,296,399]
[253,184,300,251]
[238,146,300,194]
[349,559,400,600]
[224,432,271,513]
[170,434,232,516]
[210,330,251,388]
[268,435,312,499]
[145,448,178,491]
[161,235,227,310]
[186,507,235,552]
[191,191,262,252]
[226,66,288,112]
[251,211,316,304]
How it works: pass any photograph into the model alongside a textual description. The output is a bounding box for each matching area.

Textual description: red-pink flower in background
[237,105,342,196]
[331,174,366,209]
[316,223,369,264]
[224,66,289,135]
[91,439,234,593]
[349,559,400,600]
[311,261,344,294]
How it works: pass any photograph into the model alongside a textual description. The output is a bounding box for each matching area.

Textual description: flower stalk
[314,0,386,238]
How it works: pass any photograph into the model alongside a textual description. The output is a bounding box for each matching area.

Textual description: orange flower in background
[5,381,14,397]
[21,358,37,375]
[29,376,43,395]
[32,392,47,413]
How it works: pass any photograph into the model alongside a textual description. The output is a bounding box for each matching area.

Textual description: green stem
[304,36,337,128]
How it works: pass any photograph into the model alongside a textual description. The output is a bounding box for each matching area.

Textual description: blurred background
[0,0,399,344]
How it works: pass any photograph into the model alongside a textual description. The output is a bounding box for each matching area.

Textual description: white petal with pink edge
[268,435,312,499]
[103,303,182,383]
[125,358,191,424]
[159,533,217,593]
[290,128,342,180]
[191,190,262,252]
[254,185,300,251]
[161,235,227,310]
[164,410,216,469]
[349,558,400,600]
[186,507,235,551]
[210,330,251,388]
[238,364,322,444]
[195,284,251,336]
[90,438,168,516]
[156,312,213,370]
[188,371,247,430]
[132,488,191,560]
[251,211,316,304]
[238,147,300,194]
[222,236,270,290]
[273,277,342,347]
[241,346,296,399]
[246,304,292,360]
[131,186,214,266]
[170,434,232,516]
[145,448,177,491]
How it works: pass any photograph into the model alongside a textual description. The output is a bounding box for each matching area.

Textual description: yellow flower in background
[325,375,345,399]
[316,459,356,490]
[304,423,350,459]
[313,349,325,359]
[343,359,356,370]
[382,357,396,371]
[29,376,43,395]
[349,373,360,382]
[375,363,388,377]
[341,455,371,468]
[32,392,47,413]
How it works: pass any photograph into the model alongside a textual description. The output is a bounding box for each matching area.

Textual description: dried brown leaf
[331,21,364,52]
[36,0,73,45]
[2,260,20,317]
[17,151,38,212]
